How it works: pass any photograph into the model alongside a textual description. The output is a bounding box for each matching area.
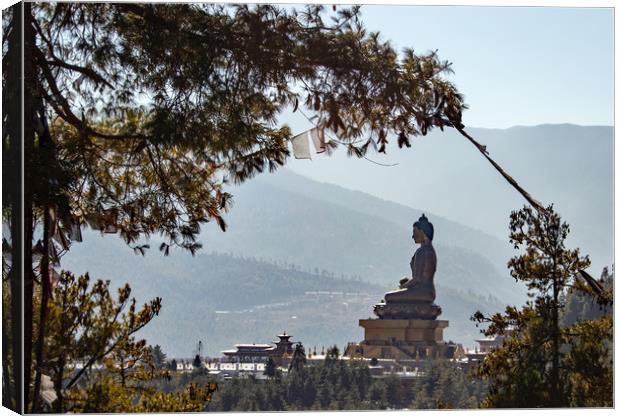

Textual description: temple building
[465,328,514,362]
[221,332,296,363]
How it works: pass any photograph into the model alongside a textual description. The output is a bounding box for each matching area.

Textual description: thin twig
[362,156,398,167]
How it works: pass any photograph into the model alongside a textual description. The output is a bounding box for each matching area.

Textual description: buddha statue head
[413,214,434,244]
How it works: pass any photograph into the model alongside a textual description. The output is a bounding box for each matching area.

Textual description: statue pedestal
[345,319,453,360]
[361,318,448,343]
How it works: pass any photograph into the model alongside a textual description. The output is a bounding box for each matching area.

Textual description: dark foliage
[472,206,612,408]
[3,3,466,410]
[31,3,465,253]
[201,355,485,411]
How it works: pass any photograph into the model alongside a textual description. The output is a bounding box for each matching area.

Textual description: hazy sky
[278,4,614,272]
[325,5,613,128]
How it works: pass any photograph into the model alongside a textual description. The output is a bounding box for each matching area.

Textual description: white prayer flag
[40,374,57,406]
[70,223,82,242]
[291,131,312,160]
[310,127,326,154]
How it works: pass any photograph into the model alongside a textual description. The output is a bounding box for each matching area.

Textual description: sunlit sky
[334,4,613,128]
[277,3,614,271]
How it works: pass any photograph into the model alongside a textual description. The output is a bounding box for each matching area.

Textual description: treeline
[207,251,367,283]
[562,267,614,327]
[160,348,488,411]
[175,252,383,312]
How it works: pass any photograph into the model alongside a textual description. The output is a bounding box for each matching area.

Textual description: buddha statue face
[412,225,427,244]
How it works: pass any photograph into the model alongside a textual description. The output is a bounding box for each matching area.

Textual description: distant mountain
[63,242,504,357]
[198,169,524,304]
[285,124,613,275]
[247,169,514,274]
[62,123,610,357]
[63,168,527,356]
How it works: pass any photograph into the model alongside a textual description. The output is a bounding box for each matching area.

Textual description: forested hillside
[198,171,525,304]
[63,240,504,356]
[61,124,613,358]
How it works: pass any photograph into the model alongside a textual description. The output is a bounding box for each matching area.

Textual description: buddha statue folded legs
[384,283,436,303]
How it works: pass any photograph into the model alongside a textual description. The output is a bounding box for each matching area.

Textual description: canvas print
[1,1,614,413]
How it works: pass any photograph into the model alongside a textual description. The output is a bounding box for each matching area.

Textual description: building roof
[475,335,506,343]
[221,332,297,356]
[234,344,273,348]
[222,344,276,355]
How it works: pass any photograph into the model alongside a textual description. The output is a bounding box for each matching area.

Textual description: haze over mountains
[62,124,613,357]
[63,170,513,356]
[287,123,613,275]
[63,235,506,358]
[198,169,522,300]
[63,169,516,357]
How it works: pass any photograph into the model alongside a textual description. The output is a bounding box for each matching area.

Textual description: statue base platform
[343,319,454,360]
[373,301,442,320]
[361,318,448,343]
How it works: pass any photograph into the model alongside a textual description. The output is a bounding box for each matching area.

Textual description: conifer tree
[3,4,468,410]
[150,345,167,369]
[42,271,161,411]
[289,344,307,373]
[316,382,332,409]
[264,357,277,379]
[472,205,612,408]
[562,267,613,327]
[384,374,405,409]
[368,379,387,409]
[264,381,285,410]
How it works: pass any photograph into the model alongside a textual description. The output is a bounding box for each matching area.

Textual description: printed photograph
[1,1,614,413]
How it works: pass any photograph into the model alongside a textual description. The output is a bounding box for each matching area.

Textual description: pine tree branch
[37,50,146,141]
[31,17,114,89]
[44,58,114,90]
[64,304,157,390]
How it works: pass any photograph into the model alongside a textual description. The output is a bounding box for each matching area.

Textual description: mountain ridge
[285,124,613,274]
[61,123,611,356]
[63,244,505,357]
[200,174,523,304]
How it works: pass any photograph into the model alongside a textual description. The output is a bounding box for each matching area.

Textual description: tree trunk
[53,361,64,413]
[23,1,37,409]
[551,261,560,406]
[31,206,51,412]
[2,300,13,409]
[4,3,24,412]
